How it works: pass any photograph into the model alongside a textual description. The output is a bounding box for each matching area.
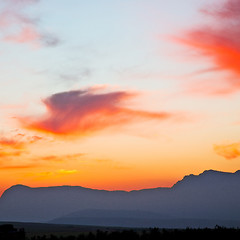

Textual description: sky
[0,0,240,195]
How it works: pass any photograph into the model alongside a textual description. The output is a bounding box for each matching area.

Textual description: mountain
[0,169,240,228]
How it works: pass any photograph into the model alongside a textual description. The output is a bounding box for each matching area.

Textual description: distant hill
[1,170,240,228]
[49,209,240,228]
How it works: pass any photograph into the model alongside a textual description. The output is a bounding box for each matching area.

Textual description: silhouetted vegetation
[1,224,240,240]
[0,224,25,240]
[27,226,240,240]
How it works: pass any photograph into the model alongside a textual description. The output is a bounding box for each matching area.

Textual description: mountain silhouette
[1,169,240,228]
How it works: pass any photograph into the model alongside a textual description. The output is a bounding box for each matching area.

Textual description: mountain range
[1,169,240,228]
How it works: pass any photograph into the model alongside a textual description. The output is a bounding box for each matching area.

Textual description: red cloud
[176,0,240,94]
[19,89,173,136]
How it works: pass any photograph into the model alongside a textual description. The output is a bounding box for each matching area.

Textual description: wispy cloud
[0,135,27,161]
[0,164,36,170]
[0,0,59,47]
[214,142,240,160]
[0,136,25,149]
[18,87,174,137]
[176,0,240,95]
[0,132,43,160]
[0,132,42,148]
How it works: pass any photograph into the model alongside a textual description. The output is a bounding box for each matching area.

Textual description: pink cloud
[4,26,40,45]
[0,0,59,47]
[18,88,174,137]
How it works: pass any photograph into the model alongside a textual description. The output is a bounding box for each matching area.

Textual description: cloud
[0,142,25,161]
[40,33,60,47]
[0,0,59,47]
[176,0,240,95]
[18,88,174,137]
[214,142,240,160]
[0,132,42,148]
[0,132,43,159]
[59,68,92,83]
[4,26,39,44]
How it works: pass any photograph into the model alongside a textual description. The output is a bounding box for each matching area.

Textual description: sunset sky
[1,0,240,195]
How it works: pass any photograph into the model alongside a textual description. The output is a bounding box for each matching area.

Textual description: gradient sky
[0,0,240,195]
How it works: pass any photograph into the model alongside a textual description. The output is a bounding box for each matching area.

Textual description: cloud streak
[19,88,174,137]
[0,164,36,170]
[176,0,240,95]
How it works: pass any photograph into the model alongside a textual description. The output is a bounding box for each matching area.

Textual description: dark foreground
[1,223,240,240]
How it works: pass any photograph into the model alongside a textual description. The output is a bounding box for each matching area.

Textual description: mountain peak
[201,169,232,175]
[172,169,239,189]
[10,184,30,189]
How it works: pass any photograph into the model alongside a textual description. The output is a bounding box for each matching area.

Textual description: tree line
[29,226,240,240]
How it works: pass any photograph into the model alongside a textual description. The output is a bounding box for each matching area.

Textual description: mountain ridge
[3,169,238,196]
[0,169,240,228]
